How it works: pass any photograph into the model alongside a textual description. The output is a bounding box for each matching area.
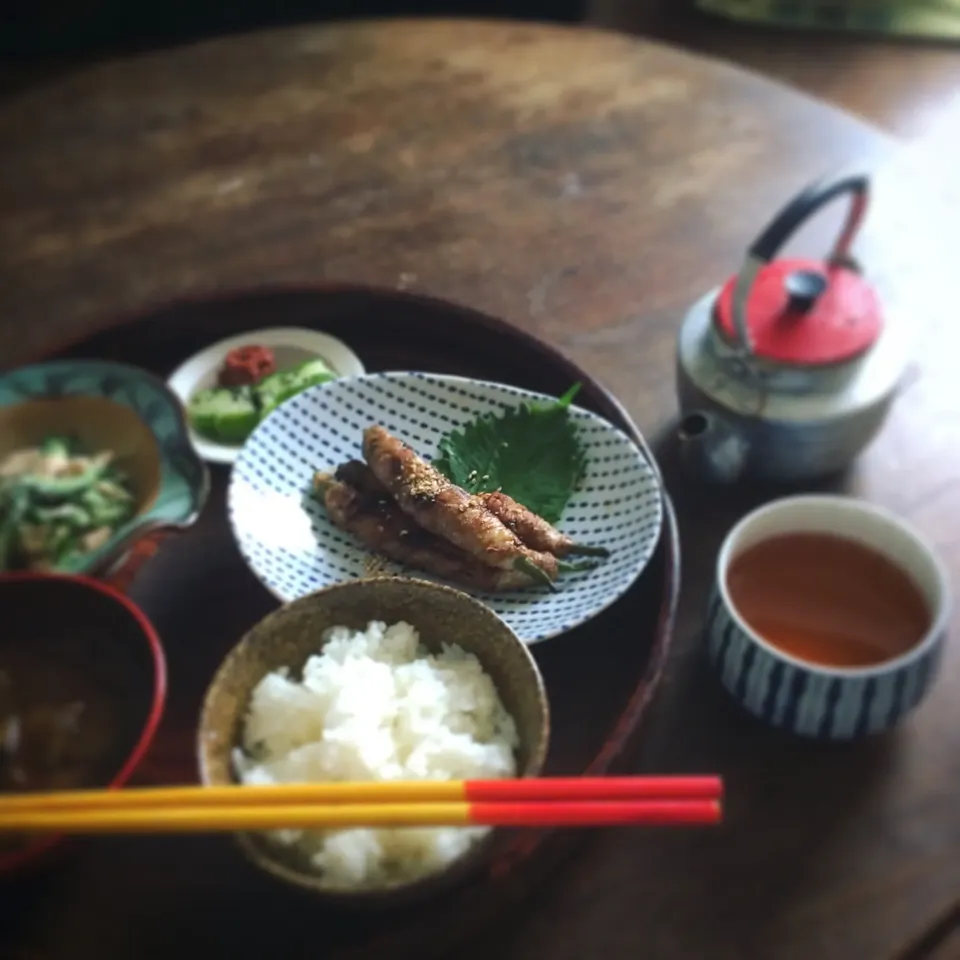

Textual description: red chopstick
[463,776,722,802]
[0,799,723,833]
[468,799,721,827]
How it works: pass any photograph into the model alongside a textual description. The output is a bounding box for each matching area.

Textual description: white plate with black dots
[227,371,664,644]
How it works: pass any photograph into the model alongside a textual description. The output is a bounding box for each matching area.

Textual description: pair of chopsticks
[0,776,723,833]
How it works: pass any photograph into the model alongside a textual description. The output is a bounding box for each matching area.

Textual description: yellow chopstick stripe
[0,802,475,834]
[0,781,470,813]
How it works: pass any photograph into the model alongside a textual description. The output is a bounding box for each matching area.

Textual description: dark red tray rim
[15,282,682,956]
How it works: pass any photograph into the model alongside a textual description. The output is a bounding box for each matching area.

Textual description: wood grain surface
[1,18,958,960]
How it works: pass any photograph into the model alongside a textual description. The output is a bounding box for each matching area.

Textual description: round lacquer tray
[3,286,680,960]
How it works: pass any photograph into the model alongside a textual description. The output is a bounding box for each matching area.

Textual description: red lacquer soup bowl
[0,572,167,876]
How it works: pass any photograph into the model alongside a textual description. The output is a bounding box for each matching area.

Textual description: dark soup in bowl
[0,640,121,857]
[0,574,166,871]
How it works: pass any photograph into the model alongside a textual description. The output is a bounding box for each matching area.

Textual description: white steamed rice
[234,619,519,890]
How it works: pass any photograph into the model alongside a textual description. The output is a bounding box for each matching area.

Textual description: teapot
[675,173,907,485]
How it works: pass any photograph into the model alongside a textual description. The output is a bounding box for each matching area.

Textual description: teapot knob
[784,269,828,313]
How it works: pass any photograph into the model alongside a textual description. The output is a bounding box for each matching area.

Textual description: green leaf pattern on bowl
[0,360,209,575]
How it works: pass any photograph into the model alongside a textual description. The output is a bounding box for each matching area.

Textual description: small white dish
[167,327,365,465]
[226,371,664,644]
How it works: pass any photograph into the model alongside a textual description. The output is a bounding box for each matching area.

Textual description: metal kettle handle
[729,173,871,357]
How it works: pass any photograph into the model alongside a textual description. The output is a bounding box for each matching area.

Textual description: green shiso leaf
[433,384,587,524]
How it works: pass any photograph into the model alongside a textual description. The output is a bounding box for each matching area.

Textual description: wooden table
[589,0,960,140]
[1,18,958,960]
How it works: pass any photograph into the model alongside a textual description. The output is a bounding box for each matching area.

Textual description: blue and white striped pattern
[704,587,945,740]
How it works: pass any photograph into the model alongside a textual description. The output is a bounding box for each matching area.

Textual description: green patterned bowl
[0,360,209,577]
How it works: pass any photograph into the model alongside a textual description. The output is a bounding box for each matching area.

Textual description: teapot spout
[676,411,749,485]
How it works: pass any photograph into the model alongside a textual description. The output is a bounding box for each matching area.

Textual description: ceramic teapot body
[675,174,907,485]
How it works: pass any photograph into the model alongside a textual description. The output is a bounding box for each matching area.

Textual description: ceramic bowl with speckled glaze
[197,576,550,907]
[0,360,209,576]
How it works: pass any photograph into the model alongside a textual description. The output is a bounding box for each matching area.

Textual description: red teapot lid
[713,256,883,366]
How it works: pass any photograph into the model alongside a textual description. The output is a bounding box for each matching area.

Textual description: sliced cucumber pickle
[188,386,261,445]
[256,359,335,415]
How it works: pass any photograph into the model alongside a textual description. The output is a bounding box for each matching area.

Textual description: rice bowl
[197,576,550,904]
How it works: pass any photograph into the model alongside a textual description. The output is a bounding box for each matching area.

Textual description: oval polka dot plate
[227,372,664,644]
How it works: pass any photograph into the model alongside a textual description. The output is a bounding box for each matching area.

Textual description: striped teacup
[705,495,950,740]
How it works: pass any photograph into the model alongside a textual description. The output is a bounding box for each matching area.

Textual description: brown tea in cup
[725,532,931,668]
